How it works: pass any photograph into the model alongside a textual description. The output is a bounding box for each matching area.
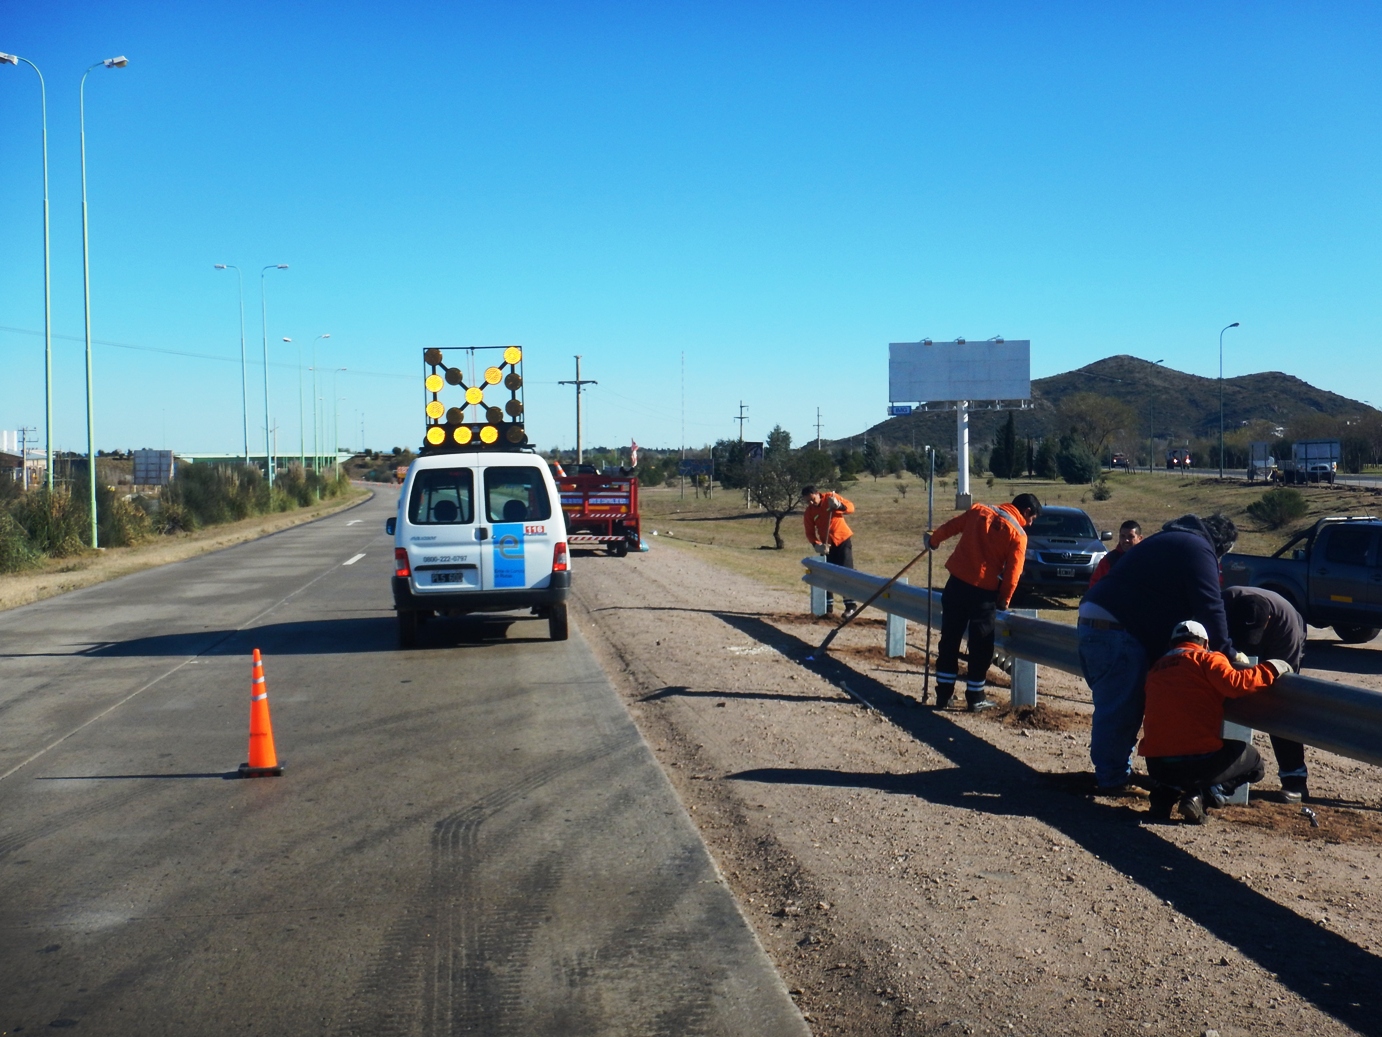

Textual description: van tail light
[552,542,569,572]
[394,548,411,578]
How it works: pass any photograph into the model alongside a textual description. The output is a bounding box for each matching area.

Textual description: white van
[388,449,570,646]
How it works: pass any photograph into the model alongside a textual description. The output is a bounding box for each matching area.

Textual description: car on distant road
[1017,505,1113,597]
[1110,453,1130,470]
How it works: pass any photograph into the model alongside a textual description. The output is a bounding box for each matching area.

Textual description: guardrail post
[1008,608,1038,707]
[810,583,828,617]
[886,578,907,658]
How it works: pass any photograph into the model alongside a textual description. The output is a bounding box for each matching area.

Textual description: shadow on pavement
[1303,641,1382,677]
[712,609,1380,1037]
[74,614,545,658]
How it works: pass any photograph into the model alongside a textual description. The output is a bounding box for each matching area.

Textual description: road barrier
[802,556,1382,770]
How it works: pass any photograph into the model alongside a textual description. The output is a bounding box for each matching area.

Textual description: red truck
[555,466,641,556]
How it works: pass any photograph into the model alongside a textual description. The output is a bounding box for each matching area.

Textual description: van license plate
[430,571,468,585]
[1057,567,1074,578]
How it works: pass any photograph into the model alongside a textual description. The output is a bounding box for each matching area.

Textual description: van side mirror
[385,517,396,535]
[1100,531,1113,541]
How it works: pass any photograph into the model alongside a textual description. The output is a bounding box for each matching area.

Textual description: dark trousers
[935,575,998,700]
[825,537,856,611]
[1146,740,1265,796]
[1270,735,1307,780]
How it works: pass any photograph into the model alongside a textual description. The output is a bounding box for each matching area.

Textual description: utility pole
[814,408,823,450]
[558,355,598,464]
[17,426,36,488]
[680,351,685,500]
[734,401,749,441]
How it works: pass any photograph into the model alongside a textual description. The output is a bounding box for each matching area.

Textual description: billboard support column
[955,401,972,510]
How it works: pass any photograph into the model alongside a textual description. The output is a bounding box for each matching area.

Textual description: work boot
[1281,774,1309,803]
[933,684,954,710]
[966,697,996,713]
[1147,786,1178,821]
[1178,792,1207,825]
[843,599,858,614]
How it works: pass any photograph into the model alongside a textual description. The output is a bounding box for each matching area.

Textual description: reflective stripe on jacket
[804,492,855,547]
[1138,642,1278,758]
[928,502,1027,607]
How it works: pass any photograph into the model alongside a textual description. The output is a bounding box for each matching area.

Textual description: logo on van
[492,523,526,587]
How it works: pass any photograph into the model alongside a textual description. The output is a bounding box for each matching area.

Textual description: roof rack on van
[419,345,527,454]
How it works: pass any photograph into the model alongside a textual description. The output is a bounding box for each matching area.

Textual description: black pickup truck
[1220,516,1382,643]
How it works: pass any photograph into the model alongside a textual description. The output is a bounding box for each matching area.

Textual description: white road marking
[343,552,366,566]
[346,519,363,526]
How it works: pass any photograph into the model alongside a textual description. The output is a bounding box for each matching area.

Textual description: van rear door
[479,464,558,590]
[404,465,485,592]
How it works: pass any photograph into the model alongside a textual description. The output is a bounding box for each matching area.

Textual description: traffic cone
[238,648,284,778]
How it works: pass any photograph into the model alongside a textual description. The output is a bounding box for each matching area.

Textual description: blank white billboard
[888,339,1031,403]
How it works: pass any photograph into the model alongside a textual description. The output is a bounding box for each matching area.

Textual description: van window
[484,466,552,523]
[1324,526,1374,567]
[408,468,474,524]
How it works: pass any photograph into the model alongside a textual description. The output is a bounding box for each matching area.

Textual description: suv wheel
[397,609,418,648]
[549,602,569,641]
[1333,623,1380,644]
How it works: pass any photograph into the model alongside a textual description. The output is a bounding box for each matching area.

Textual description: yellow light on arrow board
[426,426,446,445]
[454,426,473,445]
[465,386,484,405]
[484,366,503,385]
[425,374,444,393]
[480,425,499,444]
[426,400,445,419]
[503,346,522,365]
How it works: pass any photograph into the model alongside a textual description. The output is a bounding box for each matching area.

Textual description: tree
[745,447,836,549]
[1056,435,1100,484]
[863,437,886,481]
[1055,393,1138,458]
[990,413,1019,478]
[766,424,793,458]
[1034,437,1059,479]
[712,438,750,489]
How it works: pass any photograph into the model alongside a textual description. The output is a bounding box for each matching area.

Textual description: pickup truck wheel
[1333,624,1380,644]
[397,609,419,648]
[549,602,569,641]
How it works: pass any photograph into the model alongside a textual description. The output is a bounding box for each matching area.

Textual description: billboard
[888,339,1030,404]
[133,449,176,486]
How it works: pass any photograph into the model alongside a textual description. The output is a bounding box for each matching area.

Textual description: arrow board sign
[889,339,1031,404]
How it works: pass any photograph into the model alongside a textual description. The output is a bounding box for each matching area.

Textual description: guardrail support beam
[810,584,828,617]
[1008,608,1039,707]
[886,578,907,658]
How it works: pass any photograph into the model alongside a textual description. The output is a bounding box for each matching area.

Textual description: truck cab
[390,450,570,645]
[1220,516,1382,643]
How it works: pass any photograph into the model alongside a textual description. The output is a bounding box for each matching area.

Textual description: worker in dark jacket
[925,492,1043,711]
[1223,585,1310,801]
[1140,619,1290,822]
[1079,513,1242,793]
[1088,520,1141,588]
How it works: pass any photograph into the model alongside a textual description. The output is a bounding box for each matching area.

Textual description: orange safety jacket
[1138,642,1278,758]
[928,502,1028,608]
[803,492,855,548]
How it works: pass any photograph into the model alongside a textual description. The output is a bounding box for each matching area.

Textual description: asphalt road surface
[0,489,807,1037]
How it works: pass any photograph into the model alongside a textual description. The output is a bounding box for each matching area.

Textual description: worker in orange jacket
[1140,619,1290,823]
[924,492,1042,710]
[803,485,856,614]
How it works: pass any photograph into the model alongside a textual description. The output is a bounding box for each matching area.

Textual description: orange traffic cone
[238,648,284,778]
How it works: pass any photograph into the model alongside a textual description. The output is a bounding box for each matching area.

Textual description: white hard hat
[1171,620,1209,642]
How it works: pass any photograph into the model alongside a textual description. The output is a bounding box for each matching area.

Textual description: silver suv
[1018,505,1112,596]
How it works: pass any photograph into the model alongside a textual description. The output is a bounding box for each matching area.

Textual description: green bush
[1091,478,1113,501]
[1057,437,1100,484]
[161,463,270,531]
[1247,487,1310,529]
[9,488,89,557]
[0,509,39,573]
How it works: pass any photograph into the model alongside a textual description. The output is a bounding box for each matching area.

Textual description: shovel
[809,544,931,659]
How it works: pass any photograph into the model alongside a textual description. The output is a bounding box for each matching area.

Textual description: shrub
[1091,478,1113,500]
[9,488,89,557]
[0,509,39,573]
[1057,437,1100,484]
[1247,487,1309,529]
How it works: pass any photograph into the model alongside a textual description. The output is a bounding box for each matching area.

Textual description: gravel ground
[571,540,1382,1037]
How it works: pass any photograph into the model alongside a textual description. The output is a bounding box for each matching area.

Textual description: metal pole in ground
[924,445,935,702]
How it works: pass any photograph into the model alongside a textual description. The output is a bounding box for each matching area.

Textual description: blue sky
[2,2,1380,457]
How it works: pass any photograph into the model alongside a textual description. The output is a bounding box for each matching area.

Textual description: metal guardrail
[802,557,1382,770]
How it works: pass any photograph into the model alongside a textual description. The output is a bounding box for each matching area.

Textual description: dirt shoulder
[0,487,372,613]
[571,537,1382,1037]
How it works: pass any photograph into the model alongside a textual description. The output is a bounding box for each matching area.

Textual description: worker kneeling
[1139,619,1292,824]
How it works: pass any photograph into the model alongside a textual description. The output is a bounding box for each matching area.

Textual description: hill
[843,355,1379,457]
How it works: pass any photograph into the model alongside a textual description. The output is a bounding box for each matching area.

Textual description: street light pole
[1,53,53,490]
[214,264,250,467]
[1219,322,1240,479]
[259,264,288,487]
[79,55,128,547]
[332,369,347,476]
[284,337,304,470]
[311,334,329,472]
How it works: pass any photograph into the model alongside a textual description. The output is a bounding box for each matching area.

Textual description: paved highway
[0,488,806,1036]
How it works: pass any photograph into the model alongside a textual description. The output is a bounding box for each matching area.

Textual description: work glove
[1263,658,1293,678]
[815,543,828,556]
[1229,650,1252,669]
[826,496,841,510]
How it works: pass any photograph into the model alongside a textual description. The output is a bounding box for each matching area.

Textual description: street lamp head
[214,264,226,269]
[282,337,292,343]
[320,333,331,339]
[1229,322,1240,328]
[277,264,289,270]
[104,56,128,68]
[0,53,18,65]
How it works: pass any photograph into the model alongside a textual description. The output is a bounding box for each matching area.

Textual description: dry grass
[640,471,1382,607]
[0,486,372,613]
